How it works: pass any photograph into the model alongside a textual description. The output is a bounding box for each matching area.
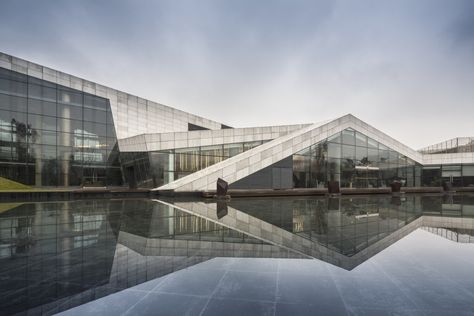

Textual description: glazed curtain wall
[121,141,266,188]
[422,164,474,187]
[293,128,422,188]
[0,68,122,186]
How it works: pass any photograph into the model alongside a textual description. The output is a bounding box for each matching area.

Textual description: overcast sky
[0,0,473,149]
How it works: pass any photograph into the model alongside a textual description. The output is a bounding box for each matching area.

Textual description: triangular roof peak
[323,114,423,164]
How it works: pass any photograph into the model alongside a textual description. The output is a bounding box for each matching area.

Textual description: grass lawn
[0,177,92,192]
[0,202,24,213]
[0,177,32,191]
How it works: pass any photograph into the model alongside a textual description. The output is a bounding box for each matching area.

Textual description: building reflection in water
[1,194,474,315]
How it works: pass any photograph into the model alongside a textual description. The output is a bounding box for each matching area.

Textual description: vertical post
[61,104,71,186]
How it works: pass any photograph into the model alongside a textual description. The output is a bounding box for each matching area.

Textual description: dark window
[188,123,209,131]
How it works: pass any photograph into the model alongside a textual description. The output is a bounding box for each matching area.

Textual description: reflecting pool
[1,194,474,315]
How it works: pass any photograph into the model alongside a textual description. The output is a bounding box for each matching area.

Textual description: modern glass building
[0,67,121,186]
[0,52,473,191]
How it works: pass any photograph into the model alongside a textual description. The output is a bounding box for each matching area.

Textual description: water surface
[1,194,474,315]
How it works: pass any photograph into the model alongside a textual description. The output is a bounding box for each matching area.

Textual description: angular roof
[118,124,310,152]
[0,51,226,139]
[155,114,426,192]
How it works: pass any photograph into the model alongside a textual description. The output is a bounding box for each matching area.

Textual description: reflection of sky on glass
[62,228,474,315]
[1,1,474,148]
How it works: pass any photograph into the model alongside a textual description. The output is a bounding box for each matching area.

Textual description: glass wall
[120,141,265,188]
[121,141,266,188]
[293,128,422,188]
[0,68,122,187]
[421,164,474,187]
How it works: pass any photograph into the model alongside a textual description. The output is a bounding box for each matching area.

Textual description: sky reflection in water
[0,194,473,315]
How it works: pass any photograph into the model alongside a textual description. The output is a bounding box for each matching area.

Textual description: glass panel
[389,151,399,165]
[463,165,474,177]
[342,144,355,160]
[342,129,355,145]
[175,147,199,155]
[354,168,368,188]
[327,132,341,143]
[313,142,327,160]
[0,77,28,97]
[58,118,82,134]
[84,94,107,110]
[58,103,82,119]
[0,109,27,127]
[367,137,378,149]
[82,167,106,186]
[28,83,56,102]
[379,150,389,163]
[84,108,107,123]
[327,158,340,176]
[293,154,310,172]
[83,149,106,164]
[223,143,243,157]
[243,141,263,151]
[106,167,123,186]
[82,135,107,150]
[0,93,28,112]
[59,161,83,186]
[200,145,223,157]
[422,166,441,186]
[0,67,27,82]
[355,132,367,147]
[328,143,341,158]
[368,148,378,165]
[27,114,56,131]
[29,144,57,160]
[30,130,57,146]
[175,147,200,173]
[355,146,368,166]
[58,87,83,106]
[341,158,355,188]
[106,124,116,139]
[150,151,174,172]
[200,155,224,169]
[442,165,461,177]
[83,122,107,137]
[39,159,59,186]
[28,99,56,116]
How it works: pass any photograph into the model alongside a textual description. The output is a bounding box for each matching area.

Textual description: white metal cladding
[117,124,311,152]
[0,52,225,139]
[421,152,474,165]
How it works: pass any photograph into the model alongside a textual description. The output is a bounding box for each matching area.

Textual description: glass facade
[422,164,474,187]
[121,141,266,188]
[1,66,473,190]
[293,128,422,188]
[0,68,122,187]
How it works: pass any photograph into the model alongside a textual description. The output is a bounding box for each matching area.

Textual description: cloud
[0,0,472,148]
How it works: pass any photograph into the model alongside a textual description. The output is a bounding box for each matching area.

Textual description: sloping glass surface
[232,128,425,189]
[292,128,423,188]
